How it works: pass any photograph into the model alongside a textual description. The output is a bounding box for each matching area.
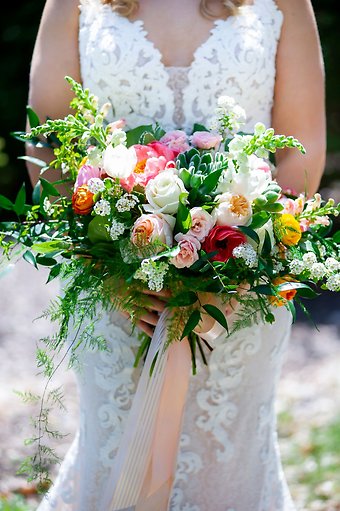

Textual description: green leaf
[249,211,270,230]
[198,168,224,195]
[262,230,272,256]
[125,124,153,146]
[36,255,58,267]
[14,183,26,216]
[18,155,49,169]
[251,284,274,296]
[151,245,180,261]
[175,201,192,234]
[40,178,61,197]
[32,180,41,205]
[180,309,201,339]
[134,335,151,368]
[263,202,284,213]
[31,241,69,254]
[333,230,340,243]
[0,195,14,211]
[238,225,260,245]
[202,303,229,332]
[140,131,156,145]
[278,281,319,299]
[23,250,38,269]
[46,263,63,283]
[168,291,198,307]
[179,168,191,188]
[26,106,41,128]
[286,299,296,323]
[192,123,209,132]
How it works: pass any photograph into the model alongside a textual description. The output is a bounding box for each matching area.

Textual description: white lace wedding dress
[37,0,297,509]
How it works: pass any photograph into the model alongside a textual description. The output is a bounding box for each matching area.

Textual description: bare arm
[26,0,81,187]
[272,0,326,196]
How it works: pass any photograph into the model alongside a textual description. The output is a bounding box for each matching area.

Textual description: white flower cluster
[214,95,246,134]
[232,243,258,268]
[116,194,139,213]
[326,273,340,292]
[107,218,126,241]
[134,259,169,292]
[94,199,111,216]
[87,177,106,194]
[289,252,340,290]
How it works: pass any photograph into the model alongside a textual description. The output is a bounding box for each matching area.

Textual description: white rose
[103,143,137,179]
[212,192,252,227]
[144,170,187,215]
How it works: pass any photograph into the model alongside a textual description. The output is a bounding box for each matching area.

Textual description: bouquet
[1,76,340,364]
[1,76,340,489]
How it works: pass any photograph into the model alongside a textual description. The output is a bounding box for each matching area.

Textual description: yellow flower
[269,276,297,307]
[275,213,301,246]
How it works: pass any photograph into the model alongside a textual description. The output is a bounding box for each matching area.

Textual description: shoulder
[40,0,80,27]
[275,0,318,30]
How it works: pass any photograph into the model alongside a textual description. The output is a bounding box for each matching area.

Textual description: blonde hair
[101,0,246,19]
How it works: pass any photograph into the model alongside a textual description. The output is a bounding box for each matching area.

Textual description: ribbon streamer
[100,309,192,511]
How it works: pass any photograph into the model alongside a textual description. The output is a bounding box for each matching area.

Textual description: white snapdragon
[326,273,340,292]
[215,96,247,134]
[87,177,106,194]
[108,218,126,241]
[310,262,327,280]
[289,259,305,275]
[94,199,111,216]
[325,257,340,272]
[134,259,169,292]
[232,243,258,268]
[302,252,317,266]
[116,194,139,213]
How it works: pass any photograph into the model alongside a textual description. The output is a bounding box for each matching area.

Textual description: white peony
[103,143,137,179]
[144,170,187,215]
[212,192,252,227]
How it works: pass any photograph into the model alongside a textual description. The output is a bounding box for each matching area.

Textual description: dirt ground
[0,259,340,507]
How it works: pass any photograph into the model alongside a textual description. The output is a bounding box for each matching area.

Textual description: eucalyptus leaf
[23,250,38,269]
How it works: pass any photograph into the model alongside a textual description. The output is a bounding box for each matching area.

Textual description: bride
[26,0,325,509]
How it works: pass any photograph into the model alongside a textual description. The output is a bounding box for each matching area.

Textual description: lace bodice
[79,0,283,132]
[37,2,297,511]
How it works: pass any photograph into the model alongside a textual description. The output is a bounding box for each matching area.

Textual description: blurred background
[0,1,340,510]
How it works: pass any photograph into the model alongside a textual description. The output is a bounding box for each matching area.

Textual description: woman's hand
[120,288,172,337]
[195,283,250,337]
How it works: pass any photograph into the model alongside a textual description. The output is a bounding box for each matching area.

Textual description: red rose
[202,225,246,262]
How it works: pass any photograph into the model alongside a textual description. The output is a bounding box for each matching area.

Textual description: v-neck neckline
[127,16,229,70]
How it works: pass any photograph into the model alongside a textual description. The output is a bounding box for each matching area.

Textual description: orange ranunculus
[269,276,297,307]
[72,185,94,215]
[275,213,302,246]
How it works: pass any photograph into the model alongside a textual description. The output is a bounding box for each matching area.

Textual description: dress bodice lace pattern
[37,1,297,510]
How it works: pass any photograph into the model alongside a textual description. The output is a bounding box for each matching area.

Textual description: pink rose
[202,225,246,262]
[75,164,102,191]
[190,131,222,150]
[131,213,174,249]
[160,130,190,155]
[187,207,215,241]
[170,233,201,269]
